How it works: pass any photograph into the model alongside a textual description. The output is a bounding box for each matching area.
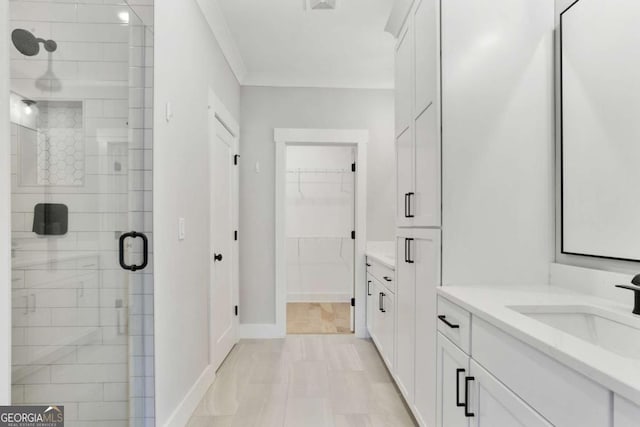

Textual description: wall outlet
[178,217,185,240]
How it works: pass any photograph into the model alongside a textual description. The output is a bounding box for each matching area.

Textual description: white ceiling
[216,0,396,89]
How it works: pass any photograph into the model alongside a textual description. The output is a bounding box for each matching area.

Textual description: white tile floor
[187,335,417,427]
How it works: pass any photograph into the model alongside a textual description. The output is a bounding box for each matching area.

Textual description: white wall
[0,0,11,406]
[154,0,239,424]
[441,0,555,286]
[240,86,394,324]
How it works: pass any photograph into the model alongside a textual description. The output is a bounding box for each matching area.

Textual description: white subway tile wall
[9,1,154,426]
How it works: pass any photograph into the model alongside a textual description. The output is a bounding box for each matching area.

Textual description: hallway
[186,335,416,426]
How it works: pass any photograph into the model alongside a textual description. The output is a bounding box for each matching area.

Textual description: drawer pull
[366,263,371,267]
[383,276,392,282]
[464,376,475,417]
[367,280,372,296]
[456,368,465,407]
[438,315,460,329]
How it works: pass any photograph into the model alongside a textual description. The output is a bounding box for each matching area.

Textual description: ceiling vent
[306,0,337,10]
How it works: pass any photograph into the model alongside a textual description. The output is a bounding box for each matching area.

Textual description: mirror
[560,0,640,261]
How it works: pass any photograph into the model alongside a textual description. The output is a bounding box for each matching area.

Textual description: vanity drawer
[366,258,395,293]
[437,296,471,354]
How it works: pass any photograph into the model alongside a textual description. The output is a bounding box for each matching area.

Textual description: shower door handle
[119,231,149,272]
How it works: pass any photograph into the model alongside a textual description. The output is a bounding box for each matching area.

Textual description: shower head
[12,29,57,57]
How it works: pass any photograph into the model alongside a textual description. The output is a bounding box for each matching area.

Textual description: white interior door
[210,116,238,371]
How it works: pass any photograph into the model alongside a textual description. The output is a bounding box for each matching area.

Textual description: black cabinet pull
[383,276,392,282]
[464,376,475,417]
[456,369,465,407]
[407,192,415,218]
[378,292,383,311]
[119,231,148,272]
[214,253,223,262]
[367,280,372,296]
[405,238,415,264]
[438,315,460,329]
[366,263,371,267]
[380,292,386,313]
[404,193,409,218]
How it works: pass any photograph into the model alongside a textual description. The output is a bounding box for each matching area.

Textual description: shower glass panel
[9,1,154,426]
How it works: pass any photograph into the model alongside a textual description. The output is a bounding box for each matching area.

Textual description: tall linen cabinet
[394,0,441,426]
[389,0,555,425]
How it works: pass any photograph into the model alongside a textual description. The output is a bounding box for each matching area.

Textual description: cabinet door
[414,230,441,426]
[436,333,470,427]
[469,360,552,427]
[379,288,395,370]
[414,104,441,227]
[396,128,414,227]
[366,274,375,338]
[395,235,416,400]
[395,22,413,137]
[414,0,437,115]
[614,394,640,427]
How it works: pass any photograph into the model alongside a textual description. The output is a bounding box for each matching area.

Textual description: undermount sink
[509,305,640,359]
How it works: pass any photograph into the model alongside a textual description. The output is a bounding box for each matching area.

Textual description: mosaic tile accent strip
[36,102,84,186]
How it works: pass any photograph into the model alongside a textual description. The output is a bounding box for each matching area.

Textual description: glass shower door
[9,2,154,426]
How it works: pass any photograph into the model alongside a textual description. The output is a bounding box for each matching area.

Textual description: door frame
[208,89,239,366]
[274,128,368,338]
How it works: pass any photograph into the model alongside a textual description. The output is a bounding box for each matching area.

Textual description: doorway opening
[285,145,356,334]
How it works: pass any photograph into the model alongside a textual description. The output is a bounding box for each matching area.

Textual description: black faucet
[615,274,640,315]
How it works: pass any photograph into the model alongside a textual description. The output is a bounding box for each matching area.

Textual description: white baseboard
[162,365,215,427]
[239,323,284,339]
[287,292,351,303]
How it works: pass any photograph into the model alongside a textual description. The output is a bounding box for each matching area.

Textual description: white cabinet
[468,360,552,427]
[396,229,441,427]
[436,332,470,427]
[436,332,551,427]
[614,395,640,427]
[366,259,396,372]
[414,104,440,226]
[395,0,441,228]
[366,274,375,338]
[395,24,413,137]
[373,279,395,370]
[414,0,437,115]
[396,128,414,228]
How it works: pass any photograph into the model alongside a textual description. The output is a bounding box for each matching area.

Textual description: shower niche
[10,93,85,187]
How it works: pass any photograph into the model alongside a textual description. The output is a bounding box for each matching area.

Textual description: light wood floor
[187,335,417,427]
[287,303,352,334]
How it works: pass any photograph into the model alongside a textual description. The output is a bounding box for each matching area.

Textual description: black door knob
[214,253,223,262]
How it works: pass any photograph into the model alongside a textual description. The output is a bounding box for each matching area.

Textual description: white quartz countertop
[438,285,640,406]
[366,241,395,269]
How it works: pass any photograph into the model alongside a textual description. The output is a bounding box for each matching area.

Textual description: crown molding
[196,0,248,84]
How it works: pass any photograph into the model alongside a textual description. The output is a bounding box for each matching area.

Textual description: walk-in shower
[8,2,155,426]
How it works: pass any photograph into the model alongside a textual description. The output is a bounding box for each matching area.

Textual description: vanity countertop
[438,285,640,406]
[366,241,395,269]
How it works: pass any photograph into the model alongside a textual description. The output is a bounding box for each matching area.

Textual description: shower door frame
[1,0,11,405]
[274,128,369,339]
